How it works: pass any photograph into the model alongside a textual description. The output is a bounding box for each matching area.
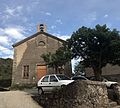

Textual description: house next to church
[12,24,72,86]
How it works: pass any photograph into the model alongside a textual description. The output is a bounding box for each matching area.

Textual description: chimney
[37,24,47,32]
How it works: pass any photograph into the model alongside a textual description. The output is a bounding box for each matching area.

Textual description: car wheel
[38,87,44,95]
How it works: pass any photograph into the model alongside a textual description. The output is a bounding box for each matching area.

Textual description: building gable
[12,32,66,47]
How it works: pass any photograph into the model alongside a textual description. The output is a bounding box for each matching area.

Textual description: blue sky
[0,0,120,60]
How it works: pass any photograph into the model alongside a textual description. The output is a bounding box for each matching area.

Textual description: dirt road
[0,91,43,108]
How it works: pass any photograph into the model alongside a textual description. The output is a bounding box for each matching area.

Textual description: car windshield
[56,75,70,80]
[72,76,87,80]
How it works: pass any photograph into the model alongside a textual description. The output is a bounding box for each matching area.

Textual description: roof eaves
[12,32,66,47]
[43,32,66,43]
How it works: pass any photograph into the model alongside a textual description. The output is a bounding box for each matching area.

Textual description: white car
[89,76,118,88]
[101,78,118,88]
[37,74,74,94]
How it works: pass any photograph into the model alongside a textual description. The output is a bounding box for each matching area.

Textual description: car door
[40,75,50,91]
[49,75,60,91]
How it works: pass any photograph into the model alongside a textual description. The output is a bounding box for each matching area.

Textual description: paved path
[0,91,43,108]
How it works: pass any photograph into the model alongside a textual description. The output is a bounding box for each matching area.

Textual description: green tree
[67,24,120,80]
[0,58,13,80]
[0,58,13,87]
[41,46,71,73]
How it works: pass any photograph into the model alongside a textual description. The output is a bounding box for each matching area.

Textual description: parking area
[0,90,43,108]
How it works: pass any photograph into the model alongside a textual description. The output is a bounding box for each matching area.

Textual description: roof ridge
[12,32,66,47]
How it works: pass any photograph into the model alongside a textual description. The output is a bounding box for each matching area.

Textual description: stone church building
[12,24,72,86]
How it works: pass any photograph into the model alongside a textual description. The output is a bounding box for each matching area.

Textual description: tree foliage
[41,46,71,73]
[0,58,13,80]
[67,24,120,80]
[0,58,13,87]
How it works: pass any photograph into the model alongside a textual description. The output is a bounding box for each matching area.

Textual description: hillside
[0,58,13,87]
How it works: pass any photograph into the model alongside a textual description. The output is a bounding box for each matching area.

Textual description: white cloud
[0,28,4,35]
[45,12,51,16]
[0,36,9,45]
[0,45,13,55]
[59,35,70,40]
[1,55,13,59]
[104,14,108,18]
[51,25,56,29]
[4,27,26,40]
[56,19,63,24]
[52,33,70,40]
[0,26,26,41]
[5,7,15,16]
[4,5,23,19]
[0,26,26,58]
[16,6,23,12]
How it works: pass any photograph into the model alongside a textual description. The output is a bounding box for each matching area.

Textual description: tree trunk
[53,66,58,74]
[93,68,102,81]
[55,67,58,74]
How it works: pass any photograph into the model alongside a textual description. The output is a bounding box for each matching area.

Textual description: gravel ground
[0,90,43,108]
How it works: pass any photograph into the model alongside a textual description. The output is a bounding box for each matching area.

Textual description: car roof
[72,75,86,78]
[43,74,65,77]
[72,75,88,79]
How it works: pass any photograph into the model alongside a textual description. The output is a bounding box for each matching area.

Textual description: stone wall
[38,80,109,108]
[113,84,120,104]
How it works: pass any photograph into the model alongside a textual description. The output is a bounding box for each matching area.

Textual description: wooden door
[37,65,47,80]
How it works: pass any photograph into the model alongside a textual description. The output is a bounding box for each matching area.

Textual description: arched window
[38,41,45,46]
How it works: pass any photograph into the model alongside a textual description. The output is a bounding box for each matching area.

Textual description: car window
[56,75,70,80]
[50,76,58,82]
[41,76,49,82]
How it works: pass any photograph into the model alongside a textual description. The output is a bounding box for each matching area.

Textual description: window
[50,76,58,82]
[41,76,49,82]
[23,65,29,79]
[56,75,70,80]
[38,41,45,46]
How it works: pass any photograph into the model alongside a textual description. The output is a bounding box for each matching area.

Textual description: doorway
[37,65,47,80]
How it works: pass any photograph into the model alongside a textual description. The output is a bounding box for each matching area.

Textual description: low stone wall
[113,84,120,104]
[39,80,109,108]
